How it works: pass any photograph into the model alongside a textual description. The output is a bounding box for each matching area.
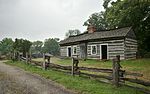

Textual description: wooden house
[59,27,137,60]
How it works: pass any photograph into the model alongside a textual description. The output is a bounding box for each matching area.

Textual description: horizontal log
[80,72,112,80]
[122,84,150,94]
[49,63,72,71]
[79,67,113,73]
[88,39,124,44]
[50,68,71,74]
[43,63,114,74]
[30,62,126,75]
[125,41,137,45]
[125,72,143,77]
[125,44,137,47]
[121,78,150,86]
[31,61,42,66]
[108,43,124,46]
[125,38,137,43]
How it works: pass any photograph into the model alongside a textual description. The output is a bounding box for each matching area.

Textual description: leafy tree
[83,12,108,30]
[42,38,60,55]
[84,0,150,57]
[54,38,60,42]
[104,0,150,57]
[13,38,24,52]
[103,0,111,9]
[65,29,81,38]
[22,39,32,56]
[0,38,14,55]
[31,41,43,54]
[13,38,32,57]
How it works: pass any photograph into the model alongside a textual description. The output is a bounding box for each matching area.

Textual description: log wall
[124,38,137,59]
[60,45,80,57]
[87,39,125,60]
[60,46,67,57]
[60,38,137,60]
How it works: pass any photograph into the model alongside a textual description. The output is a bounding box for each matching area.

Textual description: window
[91,45,97,55]
[73,46,77,55]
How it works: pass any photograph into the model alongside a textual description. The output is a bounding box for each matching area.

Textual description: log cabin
[59,26,137,60]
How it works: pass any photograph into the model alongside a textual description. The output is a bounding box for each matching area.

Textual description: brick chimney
[87,25,96,33]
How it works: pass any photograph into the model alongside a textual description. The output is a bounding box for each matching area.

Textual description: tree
[54,38,60,42]
[104,0,150,57]
[13,38,24,52]
[13,38,32,57]
[22,39,32,57]
[65,29,81,38]
[84,0,150,57]
[83,12,108,30]
[103,0,111,9]
[42,38,60,55]
[0,38,14,55]
[31,41,43,54]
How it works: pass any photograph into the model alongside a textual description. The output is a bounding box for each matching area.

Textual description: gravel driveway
[0,61,75,94]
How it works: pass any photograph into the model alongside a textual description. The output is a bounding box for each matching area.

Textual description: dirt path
[0,61,75,94]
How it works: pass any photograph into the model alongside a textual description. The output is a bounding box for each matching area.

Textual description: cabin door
[68,47,72,57]
[100,44,108,59]
[79,43,87,59]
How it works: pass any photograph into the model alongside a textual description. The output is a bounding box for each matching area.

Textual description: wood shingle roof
[60,27,135,45]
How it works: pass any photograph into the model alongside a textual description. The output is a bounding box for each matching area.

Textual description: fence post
[75,58,80,75]
[26,52,28,63]
[43,54,46,70]
[29,50,32,63]
[112,55,120,87]
[72,58,75,76]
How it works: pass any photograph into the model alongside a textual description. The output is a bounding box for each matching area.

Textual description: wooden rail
[121,78,150,86]
[79,67,112,73]
[20,56,150,93]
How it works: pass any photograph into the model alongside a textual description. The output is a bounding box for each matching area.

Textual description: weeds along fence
[20,55,150,94]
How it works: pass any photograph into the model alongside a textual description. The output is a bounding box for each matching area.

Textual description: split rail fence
[20,55,150,94]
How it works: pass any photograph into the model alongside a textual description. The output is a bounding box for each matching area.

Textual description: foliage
[42,38,60,55]
[54,38,60,42]
[84,0,150,57]
[13,38,32,57]
[31,41,43,54]
[83,12,108,30]
[105,0,150,57]
[5,61,144,94]
[0,38,14,55]
[65,29,81,38]
[103,0,111,9]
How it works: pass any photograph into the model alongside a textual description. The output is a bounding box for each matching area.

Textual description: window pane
[92,46,96,54]
[74,47,77,54]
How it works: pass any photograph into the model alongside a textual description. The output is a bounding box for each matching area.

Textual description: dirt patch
[0,61,74,94]
[0,72,36,94]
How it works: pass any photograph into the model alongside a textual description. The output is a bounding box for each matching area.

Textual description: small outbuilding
[59,26,137,60]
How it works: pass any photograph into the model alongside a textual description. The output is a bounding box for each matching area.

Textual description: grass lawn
[4,60,144,94]
[33,57,150,81]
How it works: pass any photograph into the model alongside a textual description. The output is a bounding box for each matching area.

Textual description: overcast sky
[0,0,104,41]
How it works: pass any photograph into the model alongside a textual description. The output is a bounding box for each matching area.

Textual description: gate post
[43,53,46,70]
[26,52,28,63]
[72,56,79,76]
[112,55,120,87]
[72,58,75,76]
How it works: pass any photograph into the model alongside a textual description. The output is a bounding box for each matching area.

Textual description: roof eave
[59,36,125,46]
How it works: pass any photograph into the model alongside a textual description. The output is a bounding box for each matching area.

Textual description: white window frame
[73,46,77,55]
[91,45,97,55]
[100,44,109,59]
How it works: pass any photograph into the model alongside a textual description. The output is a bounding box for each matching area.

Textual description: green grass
[4,60,144,94]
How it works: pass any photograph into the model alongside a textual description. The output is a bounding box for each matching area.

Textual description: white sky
[0,0,104,41]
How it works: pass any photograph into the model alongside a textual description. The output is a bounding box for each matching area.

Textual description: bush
[144,52,150,58]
